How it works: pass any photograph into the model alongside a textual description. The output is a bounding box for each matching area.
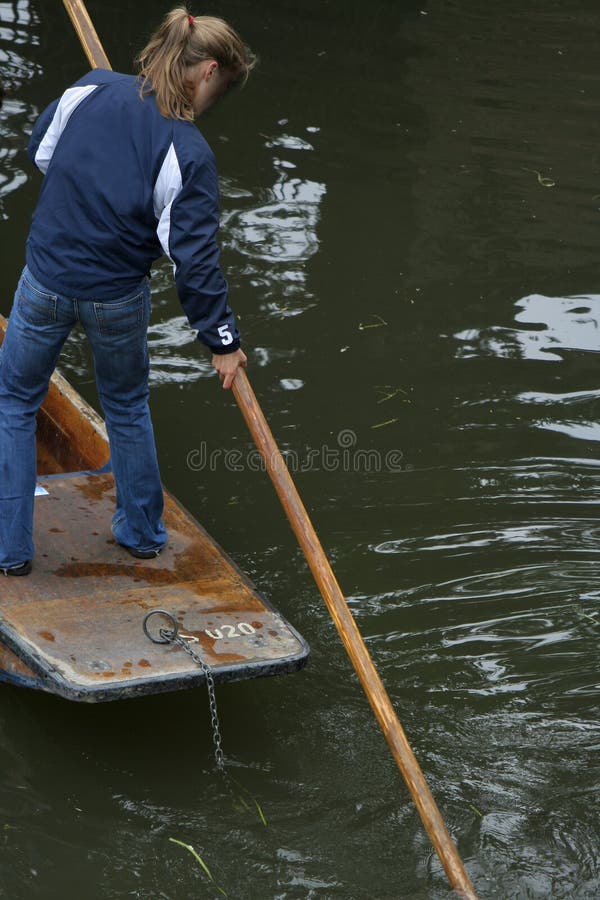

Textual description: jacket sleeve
[157,141,240,354]
[27,99,60,171]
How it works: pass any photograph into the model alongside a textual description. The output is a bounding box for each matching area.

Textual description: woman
[0,8,255,574]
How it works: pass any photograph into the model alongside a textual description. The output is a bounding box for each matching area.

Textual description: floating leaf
[169,838,228,897]
[254,799,268,827]
[522,167,555,188]
[374,385,409,404]
[371,418,398,429]
[359,314,388,331]
[226,774,268,827]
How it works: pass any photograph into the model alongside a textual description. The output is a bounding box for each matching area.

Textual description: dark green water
[2,1,600,897]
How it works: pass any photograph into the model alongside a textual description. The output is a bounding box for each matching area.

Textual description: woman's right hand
[211,348,247,389]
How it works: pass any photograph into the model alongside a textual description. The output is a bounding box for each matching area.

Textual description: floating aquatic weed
[371,418,398,430]
[254,799,268,827]
[522,166,555,187]
[358,314,388,331]
[168,838,228,897]
[232,794,268,827]
[374,385,410,405]
[226,773,268,827]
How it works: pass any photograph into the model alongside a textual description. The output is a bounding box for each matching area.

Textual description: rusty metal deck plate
[0,472,308,701]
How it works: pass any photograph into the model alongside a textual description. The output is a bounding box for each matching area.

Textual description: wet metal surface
[0,471,308,699]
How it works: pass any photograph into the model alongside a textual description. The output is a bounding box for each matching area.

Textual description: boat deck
[0,470,307,701]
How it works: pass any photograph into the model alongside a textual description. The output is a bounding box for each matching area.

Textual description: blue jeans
[0,267,166,566]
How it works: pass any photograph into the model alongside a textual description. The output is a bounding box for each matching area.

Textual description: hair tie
[188,14,194,27]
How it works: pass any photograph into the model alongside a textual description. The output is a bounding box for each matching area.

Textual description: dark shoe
[119,544,163,560]
[1,560,32,576]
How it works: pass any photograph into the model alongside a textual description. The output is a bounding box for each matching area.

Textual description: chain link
[142,610,271,826]
[142,609,225,771]
[166,629,225,771]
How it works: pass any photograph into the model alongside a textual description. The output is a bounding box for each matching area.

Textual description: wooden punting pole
[232,370,477,898]
[63,0,110,70]
[61,2,477,894]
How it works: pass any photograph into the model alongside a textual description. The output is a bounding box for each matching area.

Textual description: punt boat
[0,313,309,701]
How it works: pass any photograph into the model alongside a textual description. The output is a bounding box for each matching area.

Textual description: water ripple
[147,316,212,385]
[0,2,40,217]
[222,177,326,264]
[221,166,326,318]
[455,293,600,361]
[373,519,600,555]
[361,455,600,716]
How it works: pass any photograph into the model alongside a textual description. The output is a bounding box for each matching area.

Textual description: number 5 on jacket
[218,324,233,346]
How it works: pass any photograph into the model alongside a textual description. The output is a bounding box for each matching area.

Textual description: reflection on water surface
[456,293,600,362]
[0,0,38,218]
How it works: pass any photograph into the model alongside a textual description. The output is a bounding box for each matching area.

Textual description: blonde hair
[136,7,256,121]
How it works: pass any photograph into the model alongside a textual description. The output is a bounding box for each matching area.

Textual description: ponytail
[136,7,256,121]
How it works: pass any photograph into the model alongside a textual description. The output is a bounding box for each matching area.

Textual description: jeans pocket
[94,290,146,337]
[18,275,57,325]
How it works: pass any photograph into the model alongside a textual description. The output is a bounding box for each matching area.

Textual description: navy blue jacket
[26,69,240,354]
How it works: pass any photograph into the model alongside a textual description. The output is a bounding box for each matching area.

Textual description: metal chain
[143,610,225,771]
[142,610,270,826]
[168,630,225,771]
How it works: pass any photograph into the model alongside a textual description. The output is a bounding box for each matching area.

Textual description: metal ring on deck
[143,609,179,644]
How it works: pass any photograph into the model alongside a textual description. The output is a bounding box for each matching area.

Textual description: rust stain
[51,551,226,587]
[101,671,116,678]
[49,528,64,534]
[0,644,37,677]
[204,649,247,663]
[74,475,115,502]
[39,631,55,642]
[193,630,247,663]
[198,631,218,652]
[200,601,263,615]
[138,659,151,668]
[52,562,178,582]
